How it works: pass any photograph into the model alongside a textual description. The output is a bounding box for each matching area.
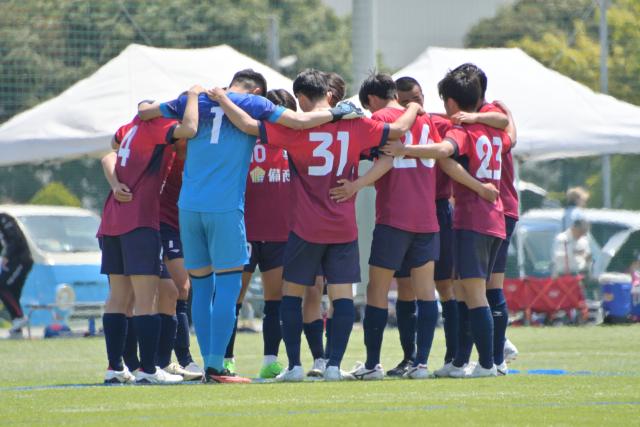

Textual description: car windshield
[18,214,100,253]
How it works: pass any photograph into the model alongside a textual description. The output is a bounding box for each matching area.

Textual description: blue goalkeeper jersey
[160,92,285,213]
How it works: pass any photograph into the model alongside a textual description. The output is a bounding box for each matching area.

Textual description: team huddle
[97,63,519,385]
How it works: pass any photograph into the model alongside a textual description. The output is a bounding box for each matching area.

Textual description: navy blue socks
[303,319,325,360]
[123,316,140,371]
[364,305,388,369]
[440,299,459,363]
[327,298,354,368]
[225,303,242,359]
[156,314,177,368]
[415,300,438,366]
[453,301,473,367]
[134,314,161,374]
[174,299,193,367]
[280,296,303,369]
[487,289,508,365]
[263,300,281,356]
[103,313,127,371]
[396,299,417,362]
[468,306,495,369]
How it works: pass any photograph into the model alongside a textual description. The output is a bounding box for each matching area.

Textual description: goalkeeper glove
[330,101,365,122]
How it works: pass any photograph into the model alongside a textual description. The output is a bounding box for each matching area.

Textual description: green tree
[29,182,82,207]
[466,0,640,209]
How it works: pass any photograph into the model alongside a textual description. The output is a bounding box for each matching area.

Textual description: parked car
[506,208,640,279]
[0,204,108,325]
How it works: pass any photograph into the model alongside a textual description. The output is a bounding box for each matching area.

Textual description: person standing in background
[0,213,33,338]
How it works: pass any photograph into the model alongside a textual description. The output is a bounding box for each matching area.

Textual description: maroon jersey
[445,123,511,239]
[160,157,183,230]
[98,116,176,237]
[480,102,519,219]
[430,114,453,201]
[244,143,292,242]
[371,107,440,233]
[259,118,389,243]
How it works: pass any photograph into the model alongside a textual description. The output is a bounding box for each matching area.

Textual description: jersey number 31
[308,131,349,176]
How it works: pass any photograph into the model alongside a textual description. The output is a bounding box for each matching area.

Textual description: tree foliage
[30,182,82,207]
[466,0,640,209]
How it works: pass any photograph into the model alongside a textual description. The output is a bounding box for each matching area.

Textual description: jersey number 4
[308,131,349,176]
[118,125,138,167]
[475,135,503,180]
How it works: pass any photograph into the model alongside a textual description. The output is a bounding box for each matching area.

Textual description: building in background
[323,0,513,70]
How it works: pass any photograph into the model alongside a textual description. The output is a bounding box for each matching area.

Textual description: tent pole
[600,0,612,208]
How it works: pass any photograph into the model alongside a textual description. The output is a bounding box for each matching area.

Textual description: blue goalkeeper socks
[207,271,242,370]
[190,272,214,367]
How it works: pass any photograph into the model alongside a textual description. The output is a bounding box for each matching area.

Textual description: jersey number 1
[308,132,349,176]
[209,106,225,144]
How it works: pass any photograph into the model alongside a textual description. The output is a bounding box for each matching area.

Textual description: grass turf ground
[1,326,639,426]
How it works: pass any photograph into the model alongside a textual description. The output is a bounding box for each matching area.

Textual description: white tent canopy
[369,47,640,161]
[0,44,294,166]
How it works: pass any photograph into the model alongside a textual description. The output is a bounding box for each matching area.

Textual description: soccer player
[98,86,201,384]
[223,88,298,379]
[302,71,347,378]
[209,69,423,381]
[158,155,203,380]
[449,63,519,374]
[139,69,363,383]
[382,67,515,377]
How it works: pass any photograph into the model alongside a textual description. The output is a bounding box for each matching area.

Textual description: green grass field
[1,326,639,426]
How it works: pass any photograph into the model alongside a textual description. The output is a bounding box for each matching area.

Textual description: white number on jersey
[252,144,267,163]
[475,135,503,180]
[209,106,225,144]
[392,124,436,169]
[308,131,350,176]
[117,125,139,167]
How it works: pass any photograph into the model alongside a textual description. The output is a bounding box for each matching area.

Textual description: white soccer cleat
[182,362,204,381]
[447,362,476,379]
[324,365,355,382]
[10,316,28,332]
[306,358,327,378]
[275,365,304,382]
[467,363,498,378]
[434,362,463,378]
[135,367,183,384]
[104,366,135,384]
[349,362,384,381]
[504,338,519,362]
[163,362,202,381]
[496,361,509,376]
[404,363,430,379]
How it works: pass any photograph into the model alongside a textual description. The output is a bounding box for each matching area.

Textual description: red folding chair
[504,278,529,312]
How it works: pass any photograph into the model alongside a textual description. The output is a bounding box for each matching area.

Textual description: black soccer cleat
[386,359,414,377]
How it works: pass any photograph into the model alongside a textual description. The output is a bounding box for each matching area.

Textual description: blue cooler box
[599,273,632,317]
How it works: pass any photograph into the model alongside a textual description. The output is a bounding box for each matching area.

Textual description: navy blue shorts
[160,222,183,261]
[160,262,171,279]
[100,227,162,276]
[244,241,286,273]
[492,216,518,274]
[371,224,439,274]
[453,229,502,281]
[283,232,360,286]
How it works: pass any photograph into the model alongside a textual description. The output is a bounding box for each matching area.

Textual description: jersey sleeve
[159,96,186,119]
[444,126,468,158]
[258,121,300,150]
[113,124,130,145]
[480,102,504,114]
[355,117,390,156]
[236,94,286,123]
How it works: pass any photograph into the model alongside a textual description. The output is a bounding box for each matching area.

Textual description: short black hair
[229,68,268,96]
[358,73,397,108]
[267,89,297,111]
[325,72,346,107]
[395,76,422,93]
[451,63,487,98]
[292,69,328,102]
[437,69,482,112]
